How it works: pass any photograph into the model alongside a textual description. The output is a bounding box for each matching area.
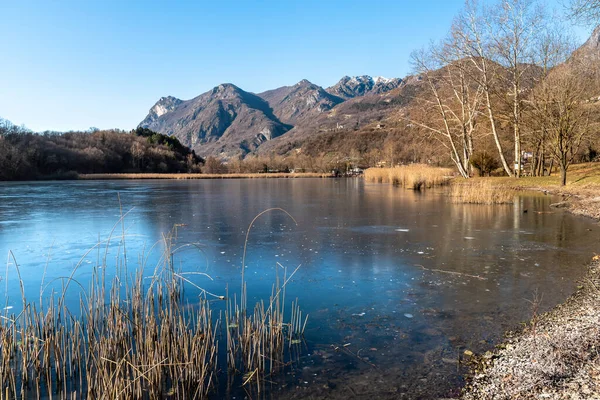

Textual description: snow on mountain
[326,75,402,99]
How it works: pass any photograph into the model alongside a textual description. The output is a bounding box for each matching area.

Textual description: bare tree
[452,0,550,177]
[529,63,590,185]
[409,37,484,178]
[130,141,146,170]
[203,156,227,174]
[490,0,544,177]
[569,0,600,24]
[527,23,576,176]
[453,0,514,176]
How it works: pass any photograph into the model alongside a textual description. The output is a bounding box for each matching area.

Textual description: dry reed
[364,165,453,189]
[0,210,307,398]
[1,227,219,399]
[450,179,518,204]
[226,209,306,394]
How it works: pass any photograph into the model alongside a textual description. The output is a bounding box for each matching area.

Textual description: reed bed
[225,209,307,394]
[450,179,518,204]
[364,165,453,189]
[1,229,219,399]
[1,213,307,398]
[226,266,306,392]
[78,172,329,180]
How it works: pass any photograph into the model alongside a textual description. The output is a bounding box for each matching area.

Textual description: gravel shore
[545,187,600,221]
[462,187,600,400]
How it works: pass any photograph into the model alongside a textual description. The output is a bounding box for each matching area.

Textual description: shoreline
[77,172,331,180]
[528,185,600,221]
[462,260,600,399]
[461,183,600,399]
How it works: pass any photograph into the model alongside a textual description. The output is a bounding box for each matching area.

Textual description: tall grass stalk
[226,209,307,394]
[364,165,453,189]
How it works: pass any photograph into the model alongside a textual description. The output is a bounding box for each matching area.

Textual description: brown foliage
[0,121,203,180]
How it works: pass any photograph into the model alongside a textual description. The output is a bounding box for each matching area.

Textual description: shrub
[471,151,500,177]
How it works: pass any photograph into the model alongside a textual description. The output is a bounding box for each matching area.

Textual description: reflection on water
[0,179,598,398]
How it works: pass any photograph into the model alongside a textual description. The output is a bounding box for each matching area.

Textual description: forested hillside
[0,120,203,180]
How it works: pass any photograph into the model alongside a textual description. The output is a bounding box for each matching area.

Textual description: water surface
[0,179,598,398]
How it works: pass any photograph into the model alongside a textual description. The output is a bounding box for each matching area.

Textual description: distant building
[348,167,364,176]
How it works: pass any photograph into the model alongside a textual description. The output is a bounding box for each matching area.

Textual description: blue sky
[0,0,590,132]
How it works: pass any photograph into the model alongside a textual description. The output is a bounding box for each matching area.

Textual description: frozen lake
[1,178,598,398]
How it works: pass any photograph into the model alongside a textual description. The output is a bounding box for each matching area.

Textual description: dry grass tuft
[225,208,306,393]
[451,179,518,204]
[364,165,453,189]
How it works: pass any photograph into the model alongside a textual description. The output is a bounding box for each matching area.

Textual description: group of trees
[1,116,438,180]
[203,153,366,174]
[409,0,600,184]
[0,120,203,180]
[0,117,393,178]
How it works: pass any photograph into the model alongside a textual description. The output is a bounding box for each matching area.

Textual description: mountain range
[138,75,404,158]
[326,75,403,99]
[139,84,292,156]
[139,26,600,160]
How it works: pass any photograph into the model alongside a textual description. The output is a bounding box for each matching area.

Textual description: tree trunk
[514,132,521,178]
[560,165,567,186]
[537,142,545,177]
[484,90,512,176]
[513,81,521,178]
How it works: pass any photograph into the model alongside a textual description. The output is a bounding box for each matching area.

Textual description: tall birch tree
[410,38,484,178]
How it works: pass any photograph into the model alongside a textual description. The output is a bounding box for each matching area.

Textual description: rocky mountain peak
[139,73,402,158]
[143,96,183,125]
[374,76,394,84]
[326,75,402,99]
[210,83,242,97]
[582,25,600,54]
[257,80,343,125]
[296,79,313,86]
[138,84,290,158]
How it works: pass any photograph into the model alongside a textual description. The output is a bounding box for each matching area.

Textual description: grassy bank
[450,163,600,219]
[364,165,453,189]
[78,172,330,180]
[488,163,600,190]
